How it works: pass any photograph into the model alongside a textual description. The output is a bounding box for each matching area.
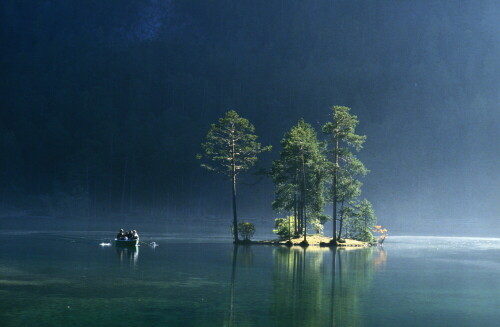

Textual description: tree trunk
[288,213,291,241]
[232,170,239,242]
[297,193,302,235]
[300,194,304,235]
[332,134,339,242]
[231,135,239,243]
[338,207,343,240]
[301,153,307,242]
[303,209,308,242]
[338,201,344,239]
[293,192,298,237]
[294,171,299,236]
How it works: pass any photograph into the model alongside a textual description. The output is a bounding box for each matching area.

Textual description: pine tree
[198,110,271,242]
[271,120,328,243]
[323,106,367,242]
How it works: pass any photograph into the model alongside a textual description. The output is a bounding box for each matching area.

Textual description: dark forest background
[1,0,499,235]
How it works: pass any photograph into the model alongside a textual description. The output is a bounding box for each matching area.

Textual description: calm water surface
[1,232,499,327]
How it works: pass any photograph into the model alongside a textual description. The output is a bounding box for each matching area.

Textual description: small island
[241,235,373,247]
[199,107,388,246]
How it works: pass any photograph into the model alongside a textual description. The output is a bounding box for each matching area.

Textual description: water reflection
[330,248,379,327]
[226,245,238,327]
[270,247,325,326]
[226,245,386,327]
[226,244,258,326]
[373,247,387,272]
[115,245,139,266]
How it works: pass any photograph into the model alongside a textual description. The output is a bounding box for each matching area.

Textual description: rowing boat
[115,239,139,247]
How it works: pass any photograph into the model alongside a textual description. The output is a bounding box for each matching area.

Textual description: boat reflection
[116,245,139,266]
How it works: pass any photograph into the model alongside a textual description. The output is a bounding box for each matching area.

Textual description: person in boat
[130,230,139,240]
[116,229,127,240]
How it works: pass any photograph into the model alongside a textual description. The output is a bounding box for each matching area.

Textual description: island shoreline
[235,235,376,248]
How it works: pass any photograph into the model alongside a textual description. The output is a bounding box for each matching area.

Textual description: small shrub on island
[238,222,256,241]
[356,228,375,243]
[273,216,296,240]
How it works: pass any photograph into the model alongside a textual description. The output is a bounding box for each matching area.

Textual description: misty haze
[1,1,499,326]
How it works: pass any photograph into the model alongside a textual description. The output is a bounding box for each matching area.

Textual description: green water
[1,232,499,327]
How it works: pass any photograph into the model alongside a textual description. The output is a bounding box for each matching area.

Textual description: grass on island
[250,234,370,247]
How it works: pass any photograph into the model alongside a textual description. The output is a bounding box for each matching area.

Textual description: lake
[1,232,499,326]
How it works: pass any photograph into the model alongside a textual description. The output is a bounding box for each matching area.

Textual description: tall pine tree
[271,120,328,243]
[323,106,367,242]
[199,110,271,242]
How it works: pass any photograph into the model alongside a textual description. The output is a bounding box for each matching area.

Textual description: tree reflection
[226,245,239,327]
[224,245,386,326]
[225,244,255,327]
[271,246,379,327]
[331,248,377,326]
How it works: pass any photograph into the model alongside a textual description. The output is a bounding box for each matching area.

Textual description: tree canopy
[200,110,271,177]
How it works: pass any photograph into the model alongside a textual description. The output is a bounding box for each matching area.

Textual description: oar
[139,240,159,247]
